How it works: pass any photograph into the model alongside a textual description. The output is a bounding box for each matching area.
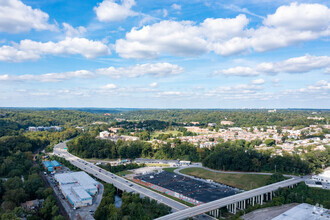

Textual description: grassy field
[115,170,133,176]
[145,163,170,167]
[162,167,178,173]
[151,130,181,139]
[180,167,272,191]
[163,167,178,173]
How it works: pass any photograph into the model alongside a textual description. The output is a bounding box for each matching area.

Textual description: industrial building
[54,171,99,208]
[43,160,62,172]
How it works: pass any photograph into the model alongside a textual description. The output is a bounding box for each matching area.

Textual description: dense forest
[109,109,329,127]
[0,110,87,219]
[94,183,171,220]
[0,109,109,137]
[67,133,205,161]
[0,135,68,219]
[202,146,310,174]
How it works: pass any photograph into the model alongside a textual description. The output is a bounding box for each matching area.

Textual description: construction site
[133,171,239,205]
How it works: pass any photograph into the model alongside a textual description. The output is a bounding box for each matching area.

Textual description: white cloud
[0,37,110,62]
[115,3,330,58]
[252,79,265,85]
[0,70,94,82]
[94,0,138,22]
[223,4,264,19]
[284,80,329,96]
[251,2,330,52]
[272,78,280,83]
[115,20,208,59]
[116,15,248,58]
[96,63,184,78]
[209,84,262,95]
[157,91,182,96]
[101,84,117,89]
[272,54,330,73]
[215,54,330,77]
[214,66,258,76]
[171,4,181,10]
[263,2,330,32]
[0,0,57,33]
[149,82,158,88]
[62,23,86,37]
[163,9,168,17]
[306,80,330,91]
[0,62,183,83]
[325,68,330,74]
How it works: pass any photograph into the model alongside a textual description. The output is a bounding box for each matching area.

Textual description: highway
[155,177,304,220]
[53,141,215,220]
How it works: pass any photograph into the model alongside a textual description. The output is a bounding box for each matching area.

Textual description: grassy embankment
[115,170,133,176]
[162,167,178,173]
[150,130,181,139]
[180,167,276,190]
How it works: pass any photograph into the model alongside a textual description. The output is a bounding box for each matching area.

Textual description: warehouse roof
[72,186,92,200]
[43,161,53,167]
[55,171,98,186]
[51,160,61,167]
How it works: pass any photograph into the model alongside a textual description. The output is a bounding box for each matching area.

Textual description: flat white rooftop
[72,186,92,200]
[55,171,98,187]
[272,203,329,220]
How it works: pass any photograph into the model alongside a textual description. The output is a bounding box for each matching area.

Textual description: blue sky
[0,0,329,108]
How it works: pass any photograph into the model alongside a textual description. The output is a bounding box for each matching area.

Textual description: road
[155,177,305,220]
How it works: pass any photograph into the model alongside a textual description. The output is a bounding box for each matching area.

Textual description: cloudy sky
[0,0,329,108]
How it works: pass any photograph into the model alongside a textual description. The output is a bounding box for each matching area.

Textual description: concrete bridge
[155,177,304,220]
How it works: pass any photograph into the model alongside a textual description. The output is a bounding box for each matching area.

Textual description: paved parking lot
[135,171,239,203]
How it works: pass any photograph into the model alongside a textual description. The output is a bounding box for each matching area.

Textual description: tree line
[109,109,329,127]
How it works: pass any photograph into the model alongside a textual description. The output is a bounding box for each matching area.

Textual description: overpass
[155,177,304,220]
[53,141,214,220]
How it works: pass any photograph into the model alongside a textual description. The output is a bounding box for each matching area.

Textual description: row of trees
[95,184,171,220]
[67,133,208,161]
[99,163,145,174]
